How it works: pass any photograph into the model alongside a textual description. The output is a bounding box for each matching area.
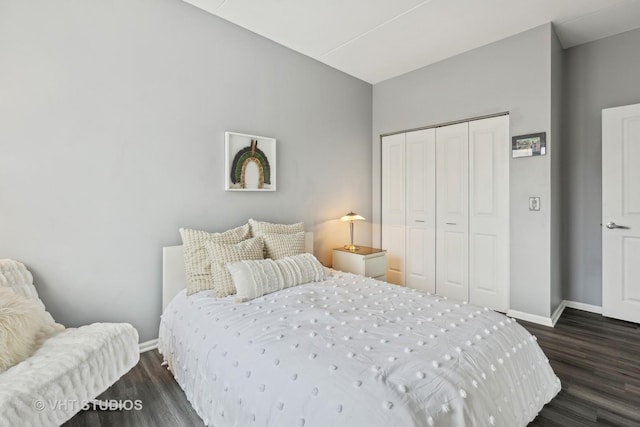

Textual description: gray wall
[550,28,564,315]
[562,27,640,306]
[373,24,555,318]
[0,0,372,342]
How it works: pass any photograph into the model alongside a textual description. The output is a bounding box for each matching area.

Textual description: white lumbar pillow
[227,253,326,302]
[0,287,49,372]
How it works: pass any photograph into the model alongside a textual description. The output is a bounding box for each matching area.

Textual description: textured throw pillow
[248,218,304,236]
[248,219,304,257]
[227,253,326,302]
[262,232,305,259]
[180,224,251,295]
[204,237,265,298]
[0,259,64,336]
[0,287,49,372]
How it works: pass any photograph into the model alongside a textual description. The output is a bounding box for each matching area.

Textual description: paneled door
[405,129,436,292]
[381,133,406,285]
[602,103,640,324]
[435,122,469,302]
[468,116,510,312]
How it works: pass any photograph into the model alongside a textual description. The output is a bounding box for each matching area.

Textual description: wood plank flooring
[64,348,204,427]
[65,308,640,426]
[526,308,640,426]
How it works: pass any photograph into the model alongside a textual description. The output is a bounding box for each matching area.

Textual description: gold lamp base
[340,211,365,253]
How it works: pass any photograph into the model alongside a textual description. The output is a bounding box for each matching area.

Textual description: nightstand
[332,246,387,281]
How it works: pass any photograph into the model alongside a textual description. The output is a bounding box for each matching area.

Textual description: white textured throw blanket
[0,323,139,426]
[0,259,140,426]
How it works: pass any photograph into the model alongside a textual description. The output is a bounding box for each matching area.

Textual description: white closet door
[382,133,406,285]
[468,116,510,312]
[436,122,469,301]
[405,129,436,292]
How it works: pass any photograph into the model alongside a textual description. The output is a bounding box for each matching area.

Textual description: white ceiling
[183,0,640,84]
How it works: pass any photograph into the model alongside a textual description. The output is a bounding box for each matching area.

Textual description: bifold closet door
[405,129,436,292]
[381,133,406,285]
[468,116,510,312]
[435,122,469,302]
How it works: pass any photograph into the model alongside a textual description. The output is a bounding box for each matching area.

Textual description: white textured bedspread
[158,271,559,427]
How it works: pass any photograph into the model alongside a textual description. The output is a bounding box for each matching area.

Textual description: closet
[381,115,509,312]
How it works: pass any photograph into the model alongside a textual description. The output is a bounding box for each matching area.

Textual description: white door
[602,103,640,324]
[436,122,469,301]
[382,133,406,285]
[405,129,436,292]
[468,116,510,312]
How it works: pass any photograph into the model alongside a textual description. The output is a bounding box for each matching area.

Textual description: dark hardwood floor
[525,308,640,426]
[64,348,204,427]
[65,308,640,426]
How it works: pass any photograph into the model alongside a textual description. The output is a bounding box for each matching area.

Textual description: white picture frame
[224,131,277,191]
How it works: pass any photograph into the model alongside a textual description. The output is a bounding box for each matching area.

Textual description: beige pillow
[0,259,65,335]
[248,219,304,257]
[205,237,264,298]
[262,232,305,259]
[227,253,326,302]
[0,287,48,372]
[248,218,304,236]
[180,224,251,295]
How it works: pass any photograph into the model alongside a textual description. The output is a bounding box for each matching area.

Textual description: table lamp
[340,211,365,251]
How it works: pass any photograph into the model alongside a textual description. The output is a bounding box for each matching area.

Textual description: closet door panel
[405,129,436,292]
[469,116,509,311]
[436,122,469,301]
[385,225,406,285]
[382,133,406,285]
[441,230,468,301]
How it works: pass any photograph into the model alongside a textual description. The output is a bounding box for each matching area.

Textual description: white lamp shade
[340,211,365,222]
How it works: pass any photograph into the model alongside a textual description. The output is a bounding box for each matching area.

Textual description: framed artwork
[225,131,276,191]
[512,132,546,158]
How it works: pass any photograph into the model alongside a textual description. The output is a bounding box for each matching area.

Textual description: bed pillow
[204,237,264,298]
[248,219,304,257]
[0,287,49,372]
[227,253,326,302]
[180,224,251,295]
[248,218,304,236]
[261,232,305,259]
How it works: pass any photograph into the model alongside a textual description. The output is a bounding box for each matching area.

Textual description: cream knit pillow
[204,237,264,298]
[248,219,304,257]
[0,287,49,372]
[180,224,251,295]
[248,218,304,236]
[262,232,305,259]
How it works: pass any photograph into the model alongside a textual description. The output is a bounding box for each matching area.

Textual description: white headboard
[162,231,314,311]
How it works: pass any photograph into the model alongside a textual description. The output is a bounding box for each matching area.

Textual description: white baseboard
[507,299,603,328]
[550,300,566,326]
[563,300,602,314]
[139,339,158,353]
[506,309,554,327]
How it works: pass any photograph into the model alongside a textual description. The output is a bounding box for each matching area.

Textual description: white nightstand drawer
[363,254,386,278]
[332,247,387,280]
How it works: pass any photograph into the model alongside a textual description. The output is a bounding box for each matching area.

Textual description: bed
[158,233,559,426]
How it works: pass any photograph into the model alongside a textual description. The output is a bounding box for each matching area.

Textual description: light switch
[529,197,540,211]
